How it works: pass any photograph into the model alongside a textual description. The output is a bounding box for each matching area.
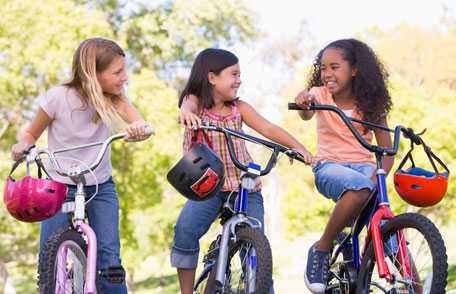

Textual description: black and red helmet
[167,143,225,201]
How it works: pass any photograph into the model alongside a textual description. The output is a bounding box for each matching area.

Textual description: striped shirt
[183,101,261,192]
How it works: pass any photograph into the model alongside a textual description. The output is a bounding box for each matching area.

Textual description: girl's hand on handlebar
[11,142,32,161]
[294,90,315,109]
[125,121,153,142]
[178,110,201,130]
[290,147,313,165]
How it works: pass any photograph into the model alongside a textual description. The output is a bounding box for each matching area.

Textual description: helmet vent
[44,188,56,193]
[193,157,203,164]
[24,210,31,217]
[411,184,422,190]
[33,207,41,213]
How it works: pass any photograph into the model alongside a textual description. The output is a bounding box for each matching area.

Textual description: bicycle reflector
[394,137,450,207]
[167,143,225,201]
[3,157,67,222]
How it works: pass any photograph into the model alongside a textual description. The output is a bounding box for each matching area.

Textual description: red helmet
[3,158,67,222]
[394,168,448,207]
[394,140,450,207]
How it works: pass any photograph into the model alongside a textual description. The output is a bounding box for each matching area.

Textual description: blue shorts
[313,160,376,201]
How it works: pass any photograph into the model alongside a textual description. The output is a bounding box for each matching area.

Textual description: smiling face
[97,55,128,96]
[320,47,357,97]
[209,63,241,102]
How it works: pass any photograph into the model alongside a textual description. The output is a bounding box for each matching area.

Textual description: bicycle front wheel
[357,213,447,294]
[38,229,87,294]
[224,227,273,294]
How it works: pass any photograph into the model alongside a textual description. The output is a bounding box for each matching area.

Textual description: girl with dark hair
[293,38,394,293]
[172,48,313,293]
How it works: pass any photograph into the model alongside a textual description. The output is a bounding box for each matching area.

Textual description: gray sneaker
[304,243,330,294]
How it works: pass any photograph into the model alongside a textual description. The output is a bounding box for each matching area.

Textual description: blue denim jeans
[40,177,127,293]
[171,190,265,269]
[313,160,376,201]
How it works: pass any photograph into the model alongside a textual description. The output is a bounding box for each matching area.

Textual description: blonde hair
[65,37,125,127]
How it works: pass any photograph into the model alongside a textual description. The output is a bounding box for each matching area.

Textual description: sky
[235,0,456,121]
[247,0,455,45]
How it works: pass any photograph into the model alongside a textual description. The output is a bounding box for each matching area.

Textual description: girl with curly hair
[293,38,394,293]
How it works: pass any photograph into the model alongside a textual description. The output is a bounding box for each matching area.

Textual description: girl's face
[209,63,241,101]
[97,55,128,96]
[320,48,357,97]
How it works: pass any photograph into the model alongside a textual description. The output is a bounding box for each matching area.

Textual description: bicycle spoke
[360,216,445,294]
[53,240,86,294]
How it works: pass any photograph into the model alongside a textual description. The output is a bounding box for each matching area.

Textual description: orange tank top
[310,86,375,164]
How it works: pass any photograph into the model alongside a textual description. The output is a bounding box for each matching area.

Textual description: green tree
[0,0,258,291]
[0,0,113,291]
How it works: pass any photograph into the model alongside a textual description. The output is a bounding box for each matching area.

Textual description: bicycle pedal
[98,265,125,284]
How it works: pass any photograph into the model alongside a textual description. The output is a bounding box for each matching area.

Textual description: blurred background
[0,0,455,293]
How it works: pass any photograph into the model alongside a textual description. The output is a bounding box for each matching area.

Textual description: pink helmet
[3,158,67,222]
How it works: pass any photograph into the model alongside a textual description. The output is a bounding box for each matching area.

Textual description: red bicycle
[289,103,449,294]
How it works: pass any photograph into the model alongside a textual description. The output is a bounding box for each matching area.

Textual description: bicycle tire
[356,213,447,294]
[38,229,87,294]
[200,227,273,294]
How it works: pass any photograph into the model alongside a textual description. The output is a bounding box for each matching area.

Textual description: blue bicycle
[191,123,305,294]
[289,103,448,294]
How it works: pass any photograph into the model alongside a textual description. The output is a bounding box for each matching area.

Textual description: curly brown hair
[307,38,392,125]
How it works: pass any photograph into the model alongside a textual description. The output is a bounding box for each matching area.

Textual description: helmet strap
[191,129,214,149]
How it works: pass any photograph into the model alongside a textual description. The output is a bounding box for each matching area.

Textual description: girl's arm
[179,94,201,129]
[11,108,52,160]
[238,100,313,164]
[117,97,152,141]
[372,118,394,179]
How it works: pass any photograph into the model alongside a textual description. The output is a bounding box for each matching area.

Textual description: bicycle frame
[354,158,411,282]
[212,163,263,288]
[194,124,304,291]
[288,103,421,286]
[34,130,153,294]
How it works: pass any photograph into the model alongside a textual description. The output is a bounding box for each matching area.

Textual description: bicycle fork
[62,182,98,294]
[214,214,258,290]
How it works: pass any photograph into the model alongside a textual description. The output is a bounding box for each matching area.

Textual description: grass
[132,274,179,294]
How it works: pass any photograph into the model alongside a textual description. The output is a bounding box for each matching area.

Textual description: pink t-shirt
[39,86,112,185]
[310,86,375,164]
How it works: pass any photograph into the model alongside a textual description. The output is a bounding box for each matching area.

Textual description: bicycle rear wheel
[38,229,87,294]
[357,213,447,294]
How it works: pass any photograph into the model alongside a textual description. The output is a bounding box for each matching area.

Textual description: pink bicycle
[16,130,153,294]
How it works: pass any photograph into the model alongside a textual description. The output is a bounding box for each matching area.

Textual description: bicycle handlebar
[288,103,419,156]
[28,126,154,178]
[200,124,305,176]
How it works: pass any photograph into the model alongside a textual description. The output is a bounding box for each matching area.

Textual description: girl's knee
[354,188,372,206]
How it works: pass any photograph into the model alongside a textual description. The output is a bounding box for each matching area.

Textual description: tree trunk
[0,262,16,294]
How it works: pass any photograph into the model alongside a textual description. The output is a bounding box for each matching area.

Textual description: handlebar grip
[288,103,302,110]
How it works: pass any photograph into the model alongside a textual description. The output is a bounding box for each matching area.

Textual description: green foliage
[0,0,257,290]
[123,0,256,70]
[0,0,113,287]
[0,0,112,113]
